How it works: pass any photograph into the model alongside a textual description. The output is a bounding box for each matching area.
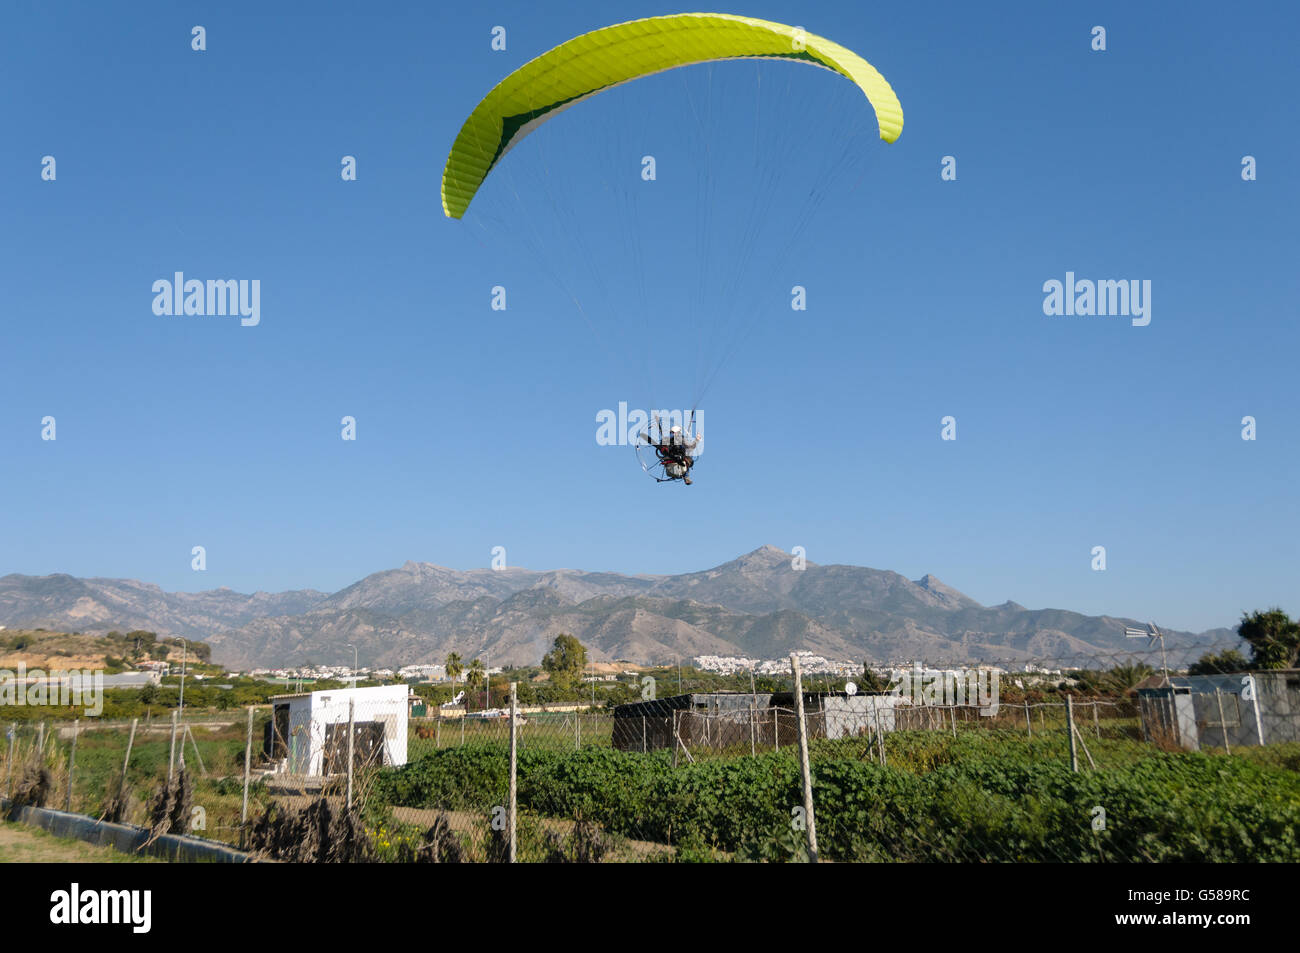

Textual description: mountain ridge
[0,548,1238,670]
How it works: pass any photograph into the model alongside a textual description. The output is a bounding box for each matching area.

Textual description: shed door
[323,721,386,774]
[266,704,290,759]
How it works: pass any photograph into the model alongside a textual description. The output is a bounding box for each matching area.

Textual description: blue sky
[1,0,1296,634]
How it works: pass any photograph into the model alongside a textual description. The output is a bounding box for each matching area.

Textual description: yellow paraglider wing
[441,12,903,219]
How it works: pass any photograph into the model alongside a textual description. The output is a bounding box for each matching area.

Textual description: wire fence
[2,656,1298,862]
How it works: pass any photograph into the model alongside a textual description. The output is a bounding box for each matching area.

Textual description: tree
[1065,669,1105,695]
[1238,608,1300,670]
[1101,662,1154,695]
[514,679,538,706]
[542,634,588,696]
[1188,649,1250,676]
[858,663,890,693]
[465,659,485,708]
[445,651,463,698]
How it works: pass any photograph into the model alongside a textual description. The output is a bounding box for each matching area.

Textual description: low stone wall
[1,799,255,863]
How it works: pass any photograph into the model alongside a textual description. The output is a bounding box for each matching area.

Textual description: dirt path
[389,805,674,860]
[266,794,686,861]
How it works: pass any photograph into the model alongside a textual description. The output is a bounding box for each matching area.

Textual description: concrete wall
[2,801,253,863]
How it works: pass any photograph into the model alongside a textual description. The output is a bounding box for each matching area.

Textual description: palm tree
[445,651,463,702]
[1102,662,1155,696]
[466,658,485,710]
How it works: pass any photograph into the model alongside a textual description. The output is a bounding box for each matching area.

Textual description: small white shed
[822,694,898,738]
[267,685,408,776]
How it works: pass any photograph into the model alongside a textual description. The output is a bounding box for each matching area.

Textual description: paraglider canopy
[441,12,904,219]
[441,14,905,487]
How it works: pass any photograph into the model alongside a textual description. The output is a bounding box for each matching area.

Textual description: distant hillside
[0,574,328,644]
[0,547,1239,671]
[0,628,206,673]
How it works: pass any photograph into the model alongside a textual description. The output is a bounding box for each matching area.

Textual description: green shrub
[374,740,1300,862]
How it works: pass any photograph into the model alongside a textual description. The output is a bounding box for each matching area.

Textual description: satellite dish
[845,681,858,696]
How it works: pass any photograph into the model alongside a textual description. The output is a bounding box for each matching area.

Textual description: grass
[0,820,162,863]
[0,719,271,846]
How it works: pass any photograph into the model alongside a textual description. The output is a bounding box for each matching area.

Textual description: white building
[267,684,408,777]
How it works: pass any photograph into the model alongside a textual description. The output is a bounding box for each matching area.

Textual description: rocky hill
[0,547,1237,670]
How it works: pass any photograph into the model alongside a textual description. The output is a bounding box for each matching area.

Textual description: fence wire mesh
[2,648,1298,862]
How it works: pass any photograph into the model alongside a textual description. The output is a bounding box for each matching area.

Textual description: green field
[374,728,1300,862]
[6,706,1299,862]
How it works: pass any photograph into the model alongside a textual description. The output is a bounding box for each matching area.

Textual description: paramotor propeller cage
[634,411,700,484]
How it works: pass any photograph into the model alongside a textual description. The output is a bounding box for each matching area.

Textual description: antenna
[1125,622,1169,685]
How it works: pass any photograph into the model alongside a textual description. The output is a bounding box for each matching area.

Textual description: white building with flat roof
[267,684,408,777]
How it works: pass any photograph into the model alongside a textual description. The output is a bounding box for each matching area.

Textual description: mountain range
[0,546,1238,670]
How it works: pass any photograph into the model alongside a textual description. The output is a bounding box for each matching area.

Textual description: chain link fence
[3,652,1298,862]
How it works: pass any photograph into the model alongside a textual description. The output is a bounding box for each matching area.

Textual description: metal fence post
[1093,702,1100,739]
[241,707,253,845]
[346,699,355,811]
[508,682,518,863]
[65,719,79,812]
[1025,701,1032,739]
[1066,695,1079,773]
[435,711,441,749]
[790,654,819,863]
[122,717,138,786]
[873,702,886,766]
[36,721,45,758]
[1215,688,1231,754]
[641,715,646,754]
[183,724,204,776]
[949,706,957,739]
[1251,680,1265,744]
[167,709,178,784]
[4,723,15,797]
